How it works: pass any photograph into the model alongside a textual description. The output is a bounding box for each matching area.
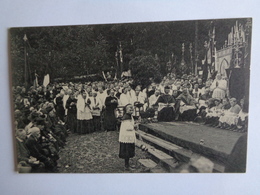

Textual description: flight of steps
[135,129,225,173]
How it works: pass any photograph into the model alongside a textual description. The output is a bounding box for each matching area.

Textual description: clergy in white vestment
[210,74,227,100]
[76,90,93,134]
[119,87,131,106]
[97,86,107,109]
[148,89,160,108]
[89,90,102,131]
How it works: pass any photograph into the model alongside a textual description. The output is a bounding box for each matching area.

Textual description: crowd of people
[13,71,249,172]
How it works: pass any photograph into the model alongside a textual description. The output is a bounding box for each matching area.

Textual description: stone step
[138,159,157,169]
[136,130,225,173]
[139,122,241,166]
[136,140,178,173]
[150,165,168,173]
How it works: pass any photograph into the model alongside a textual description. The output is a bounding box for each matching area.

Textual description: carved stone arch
[219,58,229,77]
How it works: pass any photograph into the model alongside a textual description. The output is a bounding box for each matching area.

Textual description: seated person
[26,127,57,172]
[176,88,197,121]
[192,83,202,101]
[221,97,231,110]
[210,74,227,100]
[235,102,249,133]
[155,86,176,122]
[16,128,44,173]
[204,98,223,126]
[148,89,160,108]
[35,116,61,161]
[218,98,241,130]
[198,88,211,108]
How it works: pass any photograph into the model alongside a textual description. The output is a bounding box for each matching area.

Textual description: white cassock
[89,96,102,116]
[210,79,227,99]
[97,91,107,109]
[148,94,159,108]
[63,94,69,115]
[76,95,92,120]
[119,93,131,107]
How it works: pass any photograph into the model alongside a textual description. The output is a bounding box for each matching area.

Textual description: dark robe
[147,89,155,98]
[16,138,45,173]
[176,93,197,121]
[43,91,53,102]
[198,83,205,89]
[225,133,247,173]
[199,93,211,101]
[25,135,56,171]
[55,96,65,122]
[156,94,176,122]
[115,92,121,99]
[16,138,30,163]
[103,96,118,131]
[66,97,77,133]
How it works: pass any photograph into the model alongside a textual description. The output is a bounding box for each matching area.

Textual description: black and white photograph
[10,18,251,174]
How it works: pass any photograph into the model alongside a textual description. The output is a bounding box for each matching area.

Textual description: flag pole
[194,20,198,75]
[189,43,193,74]
[119,41,123,79]
[23,34,28,89]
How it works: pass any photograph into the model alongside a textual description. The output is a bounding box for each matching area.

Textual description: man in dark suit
[25,127,56,172]
[16,128,44,172]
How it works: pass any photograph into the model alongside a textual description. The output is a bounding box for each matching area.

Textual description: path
[57,131,149,173]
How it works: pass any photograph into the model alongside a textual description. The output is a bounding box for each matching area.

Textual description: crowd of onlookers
[13,72,248,172]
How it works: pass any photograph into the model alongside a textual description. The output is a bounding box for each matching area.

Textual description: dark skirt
[119,142,135,159]
[180,109,197,121]
[77,119,94,134]
[56,107,65,122]
[103,109,117,131]
[158,107,175,122]
[67,112,77,133]
[92,116,101,132]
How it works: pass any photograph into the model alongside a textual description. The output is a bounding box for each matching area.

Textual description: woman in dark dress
[66,92,77,133]
[103,89,118,131]
[55,93,65,122]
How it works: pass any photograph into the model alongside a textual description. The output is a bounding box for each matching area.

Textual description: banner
[43,74,50,87]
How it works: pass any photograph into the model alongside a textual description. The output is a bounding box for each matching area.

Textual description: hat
[214,98,221,102]
[135,86,141,91]
[28,127,40,135]
[62,86,69,91]
[28,112,39,121]
[155,88,161,93]
[45,106,53,113]
[37,98,44,103]
[164,85,171,90]
[92,90,97,94]
[34,116,45,126]
[40,109,47,115]
[230,98,237,102]
[14,110,22,117]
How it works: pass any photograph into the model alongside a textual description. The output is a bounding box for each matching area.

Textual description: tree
[129,53,162,89]
[10,19,243,86]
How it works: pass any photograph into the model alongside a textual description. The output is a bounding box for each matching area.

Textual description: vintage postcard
[10,18,251,173]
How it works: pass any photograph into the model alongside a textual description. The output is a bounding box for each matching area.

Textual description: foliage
[9,19,248,86]
[130,54,162,89]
